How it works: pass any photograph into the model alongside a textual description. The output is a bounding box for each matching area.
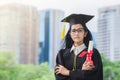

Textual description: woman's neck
[74,42,84,47]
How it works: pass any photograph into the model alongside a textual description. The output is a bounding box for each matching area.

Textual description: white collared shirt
[70,43,87,55]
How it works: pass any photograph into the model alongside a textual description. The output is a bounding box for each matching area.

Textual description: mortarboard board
[61,14,94,25]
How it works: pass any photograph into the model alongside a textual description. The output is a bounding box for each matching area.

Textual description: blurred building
[91,32,97,48]
[97,5,120,61]
[39,9,64,68]
[0,4,39,64]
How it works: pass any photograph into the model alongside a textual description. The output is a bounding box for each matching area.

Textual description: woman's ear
[84,31,88,37]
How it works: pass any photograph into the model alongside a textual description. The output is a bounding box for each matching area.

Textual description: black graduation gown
[55,48,103,80]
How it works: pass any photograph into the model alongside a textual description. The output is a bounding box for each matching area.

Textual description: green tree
[101,53,120,80]
[10,62,54,80]
[0,51,55,80]
[0,51,54,80]
[0,51,15,80]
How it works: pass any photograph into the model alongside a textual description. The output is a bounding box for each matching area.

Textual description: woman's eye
[71,29,76,32]
[78,29,83,32]
[71,28,84,33]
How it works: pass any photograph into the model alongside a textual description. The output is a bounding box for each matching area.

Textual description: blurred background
[0,0,120,80]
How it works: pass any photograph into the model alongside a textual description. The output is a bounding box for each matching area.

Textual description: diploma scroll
[87,40,93,52]
[86,40,94,66]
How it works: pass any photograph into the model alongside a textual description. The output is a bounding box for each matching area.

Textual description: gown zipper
[73,54,76,71]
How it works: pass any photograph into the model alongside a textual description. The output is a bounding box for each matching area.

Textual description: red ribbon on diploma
[79,50,94,66]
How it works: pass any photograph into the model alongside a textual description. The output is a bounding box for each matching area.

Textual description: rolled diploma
[86,40,94,65]
[88,40,93,52]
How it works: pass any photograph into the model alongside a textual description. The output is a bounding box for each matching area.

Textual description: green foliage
[0,51,15,67]
[101,53,120,80]
[0,51,55,80]
[11,63,55,80]
[2,51,120,80]
[0,70,10,80]
[0,51,15,80]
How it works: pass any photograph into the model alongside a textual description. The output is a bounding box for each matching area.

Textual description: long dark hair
[64,24,93,49]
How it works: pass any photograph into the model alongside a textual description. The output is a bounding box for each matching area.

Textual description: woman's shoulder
[59,48,70,52]
[58,48,70,55]
[93,48,99,52]
[86,48,99,53]
[59,48,65,52]
[93,48,101,56]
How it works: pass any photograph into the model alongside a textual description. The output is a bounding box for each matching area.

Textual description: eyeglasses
[70,28,84,34]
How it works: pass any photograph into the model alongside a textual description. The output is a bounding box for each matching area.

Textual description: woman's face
[70,24,87,45]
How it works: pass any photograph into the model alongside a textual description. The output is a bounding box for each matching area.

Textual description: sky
[0,0,120,31]
[1,0,120,14]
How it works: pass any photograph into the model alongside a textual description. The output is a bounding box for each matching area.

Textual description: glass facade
[38,9,64,68]
[97,6,120,61]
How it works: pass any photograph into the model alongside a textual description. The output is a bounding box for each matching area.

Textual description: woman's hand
[82,61,95,70]
[55,65,70,76]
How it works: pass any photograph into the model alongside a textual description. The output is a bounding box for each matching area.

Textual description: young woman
[55,14,103,80]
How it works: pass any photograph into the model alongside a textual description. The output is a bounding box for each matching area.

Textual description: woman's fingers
[55,69,60,74]
[84,60,88,64]
[55,65,62,74]
[55,65,69,76]
[82,61,95,70]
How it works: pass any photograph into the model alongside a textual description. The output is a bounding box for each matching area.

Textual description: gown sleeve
[55,49,70,80]
[69,49,103,80]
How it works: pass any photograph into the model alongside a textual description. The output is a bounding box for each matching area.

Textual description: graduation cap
[60,14,94,39]
[61,14,94,25]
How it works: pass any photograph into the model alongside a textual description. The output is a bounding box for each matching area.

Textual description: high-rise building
[0,4,39,64]
[97,5,120,61]
[39,9,64,68]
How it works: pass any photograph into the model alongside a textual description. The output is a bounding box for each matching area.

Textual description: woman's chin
[74,40,81,43]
